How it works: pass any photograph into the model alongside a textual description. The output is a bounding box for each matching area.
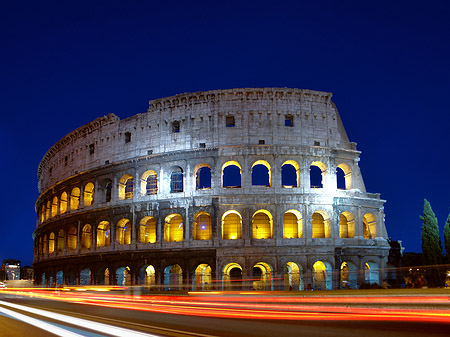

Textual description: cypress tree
[420,199,442,266]
[444,213,450,257]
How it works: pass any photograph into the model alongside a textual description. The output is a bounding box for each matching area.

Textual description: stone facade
[33,88,390,290]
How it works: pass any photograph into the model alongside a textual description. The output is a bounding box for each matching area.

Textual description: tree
[444,213,450,257]
[420,199,442,266]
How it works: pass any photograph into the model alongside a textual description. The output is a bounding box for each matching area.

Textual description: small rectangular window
[285,115,294,127]
[259,140,265,145]
[105,160,110,164]
[64,156,68,166]
[314,141,320,146]
[89,144,95,154]
[172,121,180,133]
[226,115,235,127]
[125,132,131,143]
[199,143,206,148]
[147,150,153,155]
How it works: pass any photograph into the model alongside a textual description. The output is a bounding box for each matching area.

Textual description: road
[0,288,449,336]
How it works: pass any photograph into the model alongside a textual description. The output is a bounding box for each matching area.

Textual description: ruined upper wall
[37,88,355,193]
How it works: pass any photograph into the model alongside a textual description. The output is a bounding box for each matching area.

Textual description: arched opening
[139,216,156,243]
[38,237,43,256]
[81,224,92,249]
[70,187,80,210]
[104,268,110,285]
[60,192,67,214]
[193,212,212,240]
[223,263,242,290]
[283,210,303,238]
[96,267,109,285]
[118,174,133,200]
[193,264,212,291]
[363,213,377,239]
[164,264,182,291]
[222,161,241,188]
[310,161,327,188]
[312,210,331,238]
[116,218,131,245]
[57,229,64,252]
[46,200,51,219]
[84,182,95,206]
[40,204,45,223]
[80,268,91,286]
[56,270,63,286]
[251,160,271,187]
[252,262,272,290]
[48,233,54,254]
[284,262,304,291]
[313,261,332,290]
[141,170,158,196]
[194,164,212,190]
[51,197,58,217]
[340,261,357,289]
[339,211,355,238]
[139,265,156,288]
[68,226,77,250]
[336,163,352,190]
[365,261,379,285]
[97,221,111,247]
[116,266,131,286]
[164,214,183,242]
[281,160,300,188]
[222,210,242,240]
[252,210,273,239]
[105,179,112,202]
[170,167,184,193]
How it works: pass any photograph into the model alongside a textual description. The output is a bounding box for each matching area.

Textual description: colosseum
[33,88,390,290]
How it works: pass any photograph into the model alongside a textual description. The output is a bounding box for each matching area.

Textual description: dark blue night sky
[2,1,450,266]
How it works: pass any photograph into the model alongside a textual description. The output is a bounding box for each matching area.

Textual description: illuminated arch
[116,218,131,245]
[97,221,110,247]
[313,261,332,290]
[170,166,184,193]
[164,213,183,242]
[221,210,242,240]
[193,264,212,291]
[84,182,94,206]
[365,261,379,284]
[46,200,51,219]
[164,264,182,290]
[194,163,212,190]
[193,211,212,240]
[310,161,327,188]
[340,261,357,289]
[51,196,58,217]
[140,170,158,196]
[48,233,54,254]
[336,163,352,190]
[81,224,92,249]
[139,216,156,243]
[281,160,300,188]
[251,160,271,187]
[252,209,273,239]
[40,204,45,223]
[80,268,91,285]
[68,226,77,250]
[283,210,303,238]
[363,213,377,239]
[339,211,355,238]
[57,229,64,252]
[284,262,304,290]
[60,192,67,214]
[116,266,131,286]
[118,174,133,200]
[223,263,242,290]
[252,262,273,290]
[139,265,156,287]
[222,161,241,188]
[312,210,331,238]
[70,187,80,210]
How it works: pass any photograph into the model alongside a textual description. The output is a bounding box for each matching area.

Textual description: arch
[283,210,303,238]
[119,174,133,200]
[40,204,45,223]
[38,237,43,256]
[51,196,58,217]
[337,163,352,190]
[139,265,156,287]
[70,187,80,210]
[170,166,184,193]
[96,267,109,285]
[222,161,241,188]
[252,262,273,290]
[312,210,331,238]
[116,266,131,286]
[164,213,183,242]
[252,210,273,239]
[164,264,182,291]
[310,161,327,188]
[193,264,212,291]
[223,263,242,290]
[68,226,77,250]
[363,213,377,239]
[221,210,242,240]
[140,170,158,196]
[365,261,379,284]
[80,268,91,286]
[105,179,112,202]
[48,233,54,254]
[60,192,67,214]
[56,270,63,286]
[84,182,95,206]
[284,262,304,291]
[139,216,156,243]
[81,224,92,249]
[281,160,300,188]
[97,221,111,247]
[340,261,357,289]
[313,261,332,290]
[339,211,355,238]
[57,229,64,252]
[193,211,212,240]
[194,163,212,190]
[46,200,51,219]
[251,160,271,187]
[116,218,131,245]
